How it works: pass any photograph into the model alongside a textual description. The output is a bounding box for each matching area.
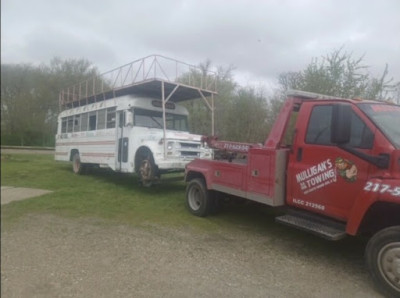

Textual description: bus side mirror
[124,111,133,126]
[331,103,351,144]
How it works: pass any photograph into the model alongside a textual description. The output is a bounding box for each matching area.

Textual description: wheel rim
[378,241,400,292]
[140,159,152,180]
[188,185,203,211]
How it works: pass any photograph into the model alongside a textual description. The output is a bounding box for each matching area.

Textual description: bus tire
[186,178,212,217]
[72,152,86,174]
[365,226,400,298]
[136,149,157,187]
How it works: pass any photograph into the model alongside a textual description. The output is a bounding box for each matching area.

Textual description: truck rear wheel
[365,226,400,297]
[186,178,212,217]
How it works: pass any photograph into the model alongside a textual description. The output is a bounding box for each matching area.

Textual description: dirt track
[1,213,383,298]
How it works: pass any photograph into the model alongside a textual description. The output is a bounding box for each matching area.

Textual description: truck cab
[286,97,400,235]
[184,91,400,297]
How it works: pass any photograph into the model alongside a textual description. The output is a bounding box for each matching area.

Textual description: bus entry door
[116,111,130,172]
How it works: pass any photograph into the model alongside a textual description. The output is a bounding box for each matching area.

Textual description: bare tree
[278,47,398,101]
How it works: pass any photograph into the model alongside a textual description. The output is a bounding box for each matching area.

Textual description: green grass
[1,153,368,262]
[0,153,280,233]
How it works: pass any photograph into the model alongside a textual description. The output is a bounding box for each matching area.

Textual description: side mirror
[331,103,351,144]
[124,111,133,126]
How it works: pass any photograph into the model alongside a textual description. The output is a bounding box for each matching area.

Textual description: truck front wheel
[186,178,212,217]
[365,226,400,297]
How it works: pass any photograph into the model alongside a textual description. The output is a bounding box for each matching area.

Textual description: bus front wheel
[136,150,158,186]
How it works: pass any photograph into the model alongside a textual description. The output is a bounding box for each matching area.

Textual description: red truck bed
[187,148,289,206]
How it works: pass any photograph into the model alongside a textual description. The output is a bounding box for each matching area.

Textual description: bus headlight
[167,141,174,151]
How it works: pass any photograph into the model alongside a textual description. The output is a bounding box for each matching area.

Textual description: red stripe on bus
[56,141,115,146]
[81,153,115,157]
[55,152,68,155]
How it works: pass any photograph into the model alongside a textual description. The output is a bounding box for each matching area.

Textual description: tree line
[1,58,99,146]
[1,48,399,146]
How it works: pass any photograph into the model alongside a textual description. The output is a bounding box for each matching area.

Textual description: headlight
[167,141,174,150]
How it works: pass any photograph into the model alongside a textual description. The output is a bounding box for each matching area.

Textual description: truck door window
[305,106,333,145]
[348,113,374,149]
[306,105,374,148]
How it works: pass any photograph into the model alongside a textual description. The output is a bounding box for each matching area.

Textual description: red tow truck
[184,90,400,297]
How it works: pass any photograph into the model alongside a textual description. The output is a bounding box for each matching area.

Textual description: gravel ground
[1,213,383,298]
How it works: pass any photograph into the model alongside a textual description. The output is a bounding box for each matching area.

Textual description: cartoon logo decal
[335,157,358,182]
[295,157,359,195]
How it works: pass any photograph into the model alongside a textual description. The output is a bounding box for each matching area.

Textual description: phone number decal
[364,182,400,196]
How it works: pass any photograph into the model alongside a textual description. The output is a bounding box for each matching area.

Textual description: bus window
[118,111,124,128]
[81,113,88,131]
[107,107,116,128]
[89,112,97,131]
[74,115,81,132]
[67,116,73,133]
[61,118,67,133]
[97,109,106,130]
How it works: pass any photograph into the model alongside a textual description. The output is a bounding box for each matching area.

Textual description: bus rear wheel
[72,152,86,174]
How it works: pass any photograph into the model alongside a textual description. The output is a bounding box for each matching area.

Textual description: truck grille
[181,151,199,157]
[179,142,201,158]
[180,142,200,149]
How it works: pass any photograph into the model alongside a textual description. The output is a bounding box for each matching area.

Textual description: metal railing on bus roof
[59,54,218,110]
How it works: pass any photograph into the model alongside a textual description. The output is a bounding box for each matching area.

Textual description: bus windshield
[134,108,189,132]
[359,103,400,148]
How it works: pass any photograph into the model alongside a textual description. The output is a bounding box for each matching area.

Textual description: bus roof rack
[59,55,218,111]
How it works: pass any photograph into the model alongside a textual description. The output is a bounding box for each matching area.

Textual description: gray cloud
[2,0,399,87]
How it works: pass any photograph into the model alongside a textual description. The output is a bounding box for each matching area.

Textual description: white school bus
[55,55,216,185]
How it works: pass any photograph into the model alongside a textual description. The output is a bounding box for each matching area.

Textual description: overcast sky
[2,0,400,89]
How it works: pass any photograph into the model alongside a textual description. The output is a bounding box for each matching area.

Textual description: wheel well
[185,171,206,183]
[134,146,152,171]
[70,149,79,161]
[358,202,400,235]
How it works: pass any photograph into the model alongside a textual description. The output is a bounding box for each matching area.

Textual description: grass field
[1,153,281,233]
[2,152,371,279]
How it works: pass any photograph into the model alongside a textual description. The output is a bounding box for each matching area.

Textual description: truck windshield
[134,108,189,132]
[359,103,400,148]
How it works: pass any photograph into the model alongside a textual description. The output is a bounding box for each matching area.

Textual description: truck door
[287,102,375,221]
